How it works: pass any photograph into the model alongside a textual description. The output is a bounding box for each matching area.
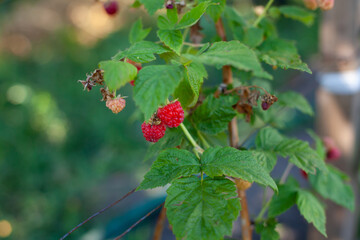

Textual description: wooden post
[309,1,360,239]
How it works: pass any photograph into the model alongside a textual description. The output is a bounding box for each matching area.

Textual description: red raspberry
[157,101,184,128]
[129,80,135,86]
[303,0,318,10]
[106,97,125,113]
[103,1,119,16]
[318,0,334,10]
[141,122,166,142]
[323,137,341,161]
[300,169,308,180]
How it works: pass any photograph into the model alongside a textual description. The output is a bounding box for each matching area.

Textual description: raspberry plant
[73,0,355,239]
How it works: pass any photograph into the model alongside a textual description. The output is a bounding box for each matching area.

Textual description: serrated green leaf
[99,60,137,91]
[277,6,315,27]
[252,150,277,172]
[193,41,272,79]
[134,65,183,120]
[296,190,327,237]
[255,218,280,240]
[309,165,355,211]
[174,75,196,108]
[307,130,326,160]
[186,61,207,94]
[275,139,326,174]
[129,19,151,44]
[167,8,178,24]
[224,6,246,25]
[157,29,183,54]
[112,41,170,63]
[268,182,298,217]
[176,2,211,29]
[191,95,237,134]
[255,127,284,150]
[198,0,225,22]
[139,0,163,15]
[244,27,264,48]
[138,149,200,190]
[277,91,314,116]
[144,127,184,161]
[258,38,311,74]
[166,176,241,240]
[201,147,278,191]
[157,15,174,30]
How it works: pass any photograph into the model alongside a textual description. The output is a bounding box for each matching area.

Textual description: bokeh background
[0,0,358,239]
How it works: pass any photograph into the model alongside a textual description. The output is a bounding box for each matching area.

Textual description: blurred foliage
[0,0,318,239]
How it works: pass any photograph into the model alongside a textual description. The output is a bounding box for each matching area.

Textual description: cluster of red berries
[303,0,334,10]
[300,136,341,179]
[142,101,184,142]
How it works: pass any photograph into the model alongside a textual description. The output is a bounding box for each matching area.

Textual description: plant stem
[179,27,190,53]
[180,123,204,154]
[253,0,275,27]
[152,206,167,240]
[197,130,211,149]
[280,163,294,184]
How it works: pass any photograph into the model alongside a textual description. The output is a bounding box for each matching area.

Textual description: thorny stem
[60,187,137,240]
[114,202,165,240]
[253,0,275,27]
[255,162,294,222]
[179,123,204,155]
[215,17,252,240]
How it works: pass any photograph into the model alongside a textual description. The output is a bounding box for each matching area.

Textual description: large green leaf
[139,0,163,15]
[268,181,299,217]
[201,147,278,191]
[99,60,137,91]
[255,127,284,150]
[252,150,277,173]
[255,218,280,240]
[129,19,151,44]
[166,176,240,240]
[277,91,314,116]
[277,6,315,27]
[258,38,311,74]
[157,29,183,54]
[138,149,200,190]
[296,190,327,237]
[133,65,183,120]
[176,2,211,29]
[275,139,327,174]
[309,165,355,211]
[112,41,170,63]
[198,0,225,22]
[307,130,326,160]
[191,95,237,134]
[193,41,272,79]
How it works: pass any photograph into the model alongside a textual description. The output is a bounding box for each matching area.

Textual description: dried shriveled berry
[261,101,270,110]
[157,101,184,128]
[106,97,126,113]
[141,122,166,142]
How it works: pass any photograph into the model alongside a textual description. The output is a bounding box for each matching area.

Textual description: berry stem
[197,130,211,149]
[180,123,204,155]
[253,0,275,26]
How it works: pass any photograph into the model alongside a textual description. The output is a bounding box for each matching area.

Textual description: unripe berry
[303,0,318,10]
[157,101,184,128]
[106,97,125,113]
[261,101,270,110]
[318,0,334,10]
[141,122,166,142]
[103,1,119,16]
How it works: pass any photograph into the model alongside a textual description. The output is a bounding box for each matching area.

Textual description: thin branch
[152,206,167,240]
[253,0,275,27]
[60,187,137,240]
[183,42,206,47]
[280,163,294,184]
[114,202,165,240]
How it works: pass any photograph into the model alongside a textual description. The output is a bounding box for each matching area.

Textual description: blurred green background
[0,0,319,239]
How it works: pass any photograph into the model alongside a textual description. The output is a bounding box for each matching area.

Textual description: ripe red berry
[141,122,166,142]
[157,101,184,128]
[106,97,125,113]
[300,169,308,180]
[103,1,119,16]
[323,137,341,161]
[261,101,270,110]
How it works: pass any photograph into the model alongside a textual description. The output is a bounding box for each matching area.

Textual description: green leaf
[134,65,183,120]
[224,6,246,26]
[112,41,170,63]
[176,2,211,29]
[193,41,272,79]
[157,29,183,54]
[277,6,315,27]
[186,61,207,94]
[167,8,178,24]
[307,130,326,160]
[309,165,355,211]
[129,19,151,44]
[166,176,241,240]
[174,75,197,108]
[258,38,311,74]
[139,0,163,15]
[99,60,137,91]
[252,150,277,172]
[277,91,314,116]
[191,95,237,134]
[198,0,225,22]
[255,218,280,240]
[296,190,327,237]
[201,147,278,191]
[275,139,327,174]
[244,27,264,48]
[255,127,284,150]
[268,181,298,217]
[138,149,200,190]
[157,15,174,30]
